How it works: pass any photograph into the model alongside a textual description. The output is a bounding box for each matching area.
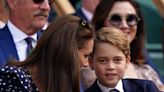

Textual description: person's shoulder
[1,66,22,73]
[123,78,154,85]
[0,66,34,91]
[0,65,27,78]
[123,79,160,92]
[85,80,101,92]
[0,66,25,75]
[0,66,24,85]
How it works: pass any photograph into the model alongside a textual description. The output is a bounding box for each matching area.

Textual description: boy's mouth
[105,73,117,79]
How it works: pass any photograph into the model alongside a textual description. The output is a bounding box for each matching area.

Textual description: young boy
[85,27,160,92]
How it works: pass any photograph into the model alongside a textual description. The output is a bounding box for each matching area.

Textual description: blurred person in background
[152,0,164,18]
[74,0,101,22]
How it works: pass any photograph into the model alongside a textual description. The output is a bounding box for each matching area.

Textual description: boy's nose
[106,62,115,70]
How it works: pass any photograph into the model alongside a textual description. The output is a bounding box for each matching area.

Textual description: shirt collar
[7,20,37,43]
[97,79,124,92]
[81,7,93,22]
[42,22,49,30]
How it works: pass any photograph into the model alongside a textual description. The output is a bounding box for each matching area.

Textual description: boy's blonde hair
[94,27,130,58]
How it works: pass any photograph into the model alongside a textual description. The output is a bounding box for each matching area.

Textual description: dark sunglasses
[108,14,140,27]
[33,0,54,4]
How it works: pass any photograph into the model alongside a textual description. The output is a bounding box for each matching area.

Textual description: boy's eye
[114,58,122,64]
[97,59,107,64]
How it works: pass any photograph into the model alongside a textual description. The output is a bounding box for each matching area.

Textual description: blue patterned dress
[0,66,39,92]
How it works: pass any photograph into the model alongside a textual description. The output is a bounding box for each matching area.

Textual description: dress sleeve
[142,64,164,91]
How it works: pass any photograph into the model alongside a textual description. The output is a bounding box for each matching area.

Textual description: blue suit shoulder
[123,79,160,92]
[85,80,101,92]
[85,79,160,92]
[0,25,19,68]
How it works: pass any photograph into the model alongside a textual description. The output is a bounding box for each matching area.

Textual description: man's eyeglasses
[33,0,54,4]
[108,14,140,28]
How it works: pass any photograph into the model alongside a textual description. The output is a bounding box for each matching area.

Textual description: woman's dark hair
[9,15,95,92]
[92,0,145,65]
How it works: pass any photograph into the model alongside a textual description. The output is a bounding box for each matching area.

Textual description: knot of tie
[25,37,33,57]
[25,37,33,45]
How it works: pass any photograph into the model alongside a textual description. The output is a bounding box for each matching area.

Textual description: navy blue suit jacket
[73,8,89,22]
[0,25,43,68]
[85,79,160,92]
[0,25,19,68]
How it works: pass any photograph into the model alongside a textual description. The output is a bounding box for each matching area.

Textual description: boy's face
[90,42,129,87]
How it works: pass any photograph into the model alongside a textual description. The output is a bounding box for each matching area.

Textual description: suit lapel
[0,25,19,61]
[93,81,102,92]
[123,79,134,92]
[37,29,44,40]
[86,80,102,92]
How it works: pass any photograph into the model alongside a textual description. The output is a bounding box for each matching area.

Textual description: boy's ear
[89,58,94,70]
[126,55,131,66]
[125,56,131,69]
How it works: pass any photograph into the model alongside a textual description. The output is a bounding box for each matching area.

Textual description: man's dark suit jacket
[85,79,160,92]
[0,25,19,68]
[73,8,89,22]
[0,25,43,68]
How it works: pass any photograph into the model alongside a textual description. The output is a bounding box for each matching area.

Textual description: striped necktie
[25,37,33,57]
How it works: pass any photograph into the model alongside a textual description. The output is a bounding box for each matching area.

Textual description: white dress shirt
[97,79,124,92]
[81,7,93,22]
[7,20,37,61]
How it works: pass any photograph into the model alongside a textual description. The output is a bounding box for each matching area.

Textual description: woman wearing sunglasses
[92,0,164,91]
